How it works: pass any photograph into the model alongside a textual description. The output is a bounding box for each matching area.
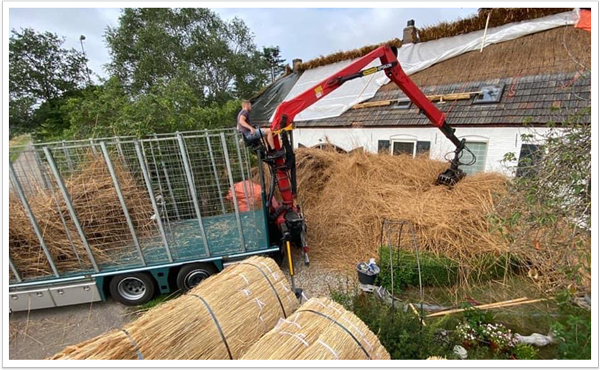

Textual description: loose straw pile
[294,148,508,279]
[241,297,390,360]
[9,154,154,278]
[50,256,298,360]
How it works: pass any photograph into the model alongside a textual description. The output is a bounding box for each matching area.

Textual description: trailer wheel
[176,263,218,292]
[109,272,155,306]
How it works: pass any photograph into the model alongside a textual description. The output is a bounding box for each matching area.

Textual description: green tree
[492,109,591,292]
[261,46,286,82]
[105,8,271,104]
[9,28,89,136]
[59,77,240,139]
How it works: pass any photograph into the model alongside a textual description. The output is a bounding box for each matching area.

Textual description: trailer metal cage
[8,129,269,286]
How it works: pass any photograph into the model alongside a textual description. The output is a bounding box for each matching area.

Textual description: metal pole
[34,148,83,268]
[9,163,60,278]
[134,140,174,262]
[147,140,169,217]
[9,257,22,282]
[62,141,74,172]
[115,136,125,160]
[233,133,250,210]
[205,131,226,214]
[220,132,246,252]
[243,141,255,201]
[100,142,146,266]
[43,147,100,272]
[154,134,180,220]
[32,148,51,190]
[89,139,98,155]
[176,133,211,257]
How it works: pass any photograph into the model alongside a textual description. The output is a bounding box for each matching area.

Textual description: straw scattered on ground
[50,256,298,360]
[294,148,509,280]
[9,154,154,278]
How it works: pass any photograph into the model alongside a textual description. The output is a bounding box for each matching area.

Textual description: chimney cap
[407,19,415,27]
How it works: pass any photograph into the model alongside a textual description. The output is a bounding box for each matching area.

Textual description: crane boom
[257,44,471,275]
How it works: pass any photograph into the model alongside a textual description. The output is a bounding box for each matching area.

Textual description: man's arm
[238,114,255,134]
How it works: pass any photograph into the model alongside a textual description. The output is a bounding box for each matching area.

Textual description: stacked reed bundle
[241,297,390,360]
[50,256,299,360]
[294,148,509,280]
[9,154,154,278]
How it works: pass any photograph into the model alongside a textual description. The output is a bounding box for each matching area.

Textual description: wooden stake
[408,302,426,326]
[426,297,550,318]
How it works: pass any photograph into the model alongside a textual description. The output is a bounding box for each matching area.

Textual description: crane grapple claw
[436,167,465,187]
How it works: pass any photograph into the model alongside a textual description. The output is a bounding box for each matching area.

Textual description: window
[516,144,541,178]
[377,140,390,154]
[416,141,431,156]
[392,100,412,110]
[461,141,488,175]
[473,84,504,104]
[392,141,415,156]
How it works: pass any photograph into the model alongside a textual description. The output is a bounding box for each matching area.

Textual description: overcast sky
[9,7,477,81]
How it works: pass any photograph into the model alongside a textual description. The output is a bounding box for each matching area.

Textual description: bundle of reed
[294,148,509,281]
[241,297,390,360]
[50,256,299,360]
[9,154,154,278]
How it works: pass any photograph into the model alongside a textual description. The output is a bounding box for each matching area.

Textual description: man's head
[242,100,252,111]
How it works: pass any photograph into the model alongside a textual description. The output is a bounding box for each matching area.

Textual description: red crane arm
[270,45,446,132]
[262,45,468,270]
[268,45,464,211]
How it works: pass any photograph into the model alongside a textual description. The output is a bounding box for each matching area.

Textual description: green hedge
[377,247,459,292]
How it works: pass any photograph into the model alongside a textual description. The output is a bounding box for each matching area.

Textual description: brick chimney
[403,19,419,44]
[292,58,303,72]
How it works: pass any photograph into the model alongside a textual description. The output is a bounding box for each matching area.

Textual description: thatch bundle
[297,38,401,71]
[50,256,299,360]
[294,148,508,279]
[241,297,390,360]
[9,155,154,278]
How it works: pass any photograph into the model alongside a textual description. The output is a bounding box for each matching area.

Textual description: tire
[109,272,156,306]
[176,263,218,292]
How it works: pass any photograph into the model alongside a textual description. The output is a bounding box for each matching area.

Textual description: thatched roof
[296,38,401,71]
[297,8,573,71]
[382,25,591,90]
[418,8,572,42]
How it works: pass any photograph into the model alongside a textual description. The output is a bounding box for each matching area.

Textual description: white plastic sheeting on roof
[278,10,578,123]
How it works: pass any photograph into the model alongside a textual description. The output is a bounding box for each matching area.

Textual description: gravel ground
[9,298,135,360]
[280,246,356,299]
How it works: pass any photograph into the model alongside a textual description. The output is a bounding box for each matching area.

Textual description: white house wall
[294,126,555,176]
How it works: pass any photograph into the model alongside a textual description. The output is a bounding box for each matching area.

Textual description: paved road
[10,142,47,196]
[9,299,134,360]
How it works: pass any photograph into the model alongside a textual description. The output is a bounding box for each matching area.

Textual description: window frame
[390,139,417,157]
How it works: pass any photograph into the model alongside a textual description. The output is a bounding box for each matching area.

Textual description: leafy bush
[496,113,591,291]
[514,343,538,360]
[378,247,458,292]
[550,291,591,359]
[331,289,454,359]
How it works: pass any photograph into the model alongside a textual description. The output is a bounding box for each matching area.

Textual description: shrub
[331,289,454,359]
[378,247,459,292]
[514,343,538,360]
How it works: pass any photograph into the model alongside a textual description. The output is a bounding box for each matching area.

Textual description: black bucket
[356,262,379,285]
